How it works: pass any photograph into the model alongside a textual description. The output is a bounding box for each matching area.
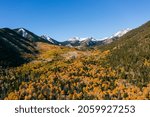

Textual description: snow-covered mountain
[14,27,131,47]
[67,37,80,42]
[16,28,28,38]
[14,28,54,43]
[62,37,97,47]
[80,37,97,46]
[61,37,80,46]
[63,29,131,46]
[67,37,96,42]
[110,28,131,38]
[98,28,131,44]
[41,35,59,45]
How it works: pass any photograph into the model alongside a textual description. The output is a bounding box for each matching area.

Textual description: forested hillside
[98,21,150,88]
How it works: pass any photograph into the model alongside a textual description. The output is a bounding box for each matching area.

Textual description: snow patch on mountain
[68,37,96,42]
[97,28,131,41]
[97,37,109,41]
[41,35,55,44]
[17,28,28,38]
[112,28,131,38]
[67,28,130,44]
[68,37,80,42]
[80,37,96,42]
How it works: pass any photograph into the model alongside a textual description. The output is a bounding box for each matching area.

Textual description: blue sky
[0,0,150,41]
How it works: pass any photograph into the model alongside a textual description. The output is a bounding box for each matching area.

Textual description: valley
[1,21,150,100]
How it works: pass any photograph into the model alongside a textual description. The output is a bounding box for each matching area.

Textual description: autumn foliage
[0,42,150,100]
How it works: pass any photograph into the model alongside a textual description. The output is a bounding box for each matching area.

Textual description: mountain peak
[17,28,28,38]
[41,35,59,44]
[80,37,96,42]
[112,28,131,38]
[41,35,52,40]
[68,37,96,42]
[68,37,80,42]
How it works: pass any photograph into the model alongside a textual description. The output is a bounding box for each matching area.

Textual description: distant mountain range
[61,28,131,47]
[10,27,131,47]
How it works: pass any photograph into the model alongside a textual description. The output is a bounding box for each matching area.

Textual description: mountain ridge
[13,27,131,47]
